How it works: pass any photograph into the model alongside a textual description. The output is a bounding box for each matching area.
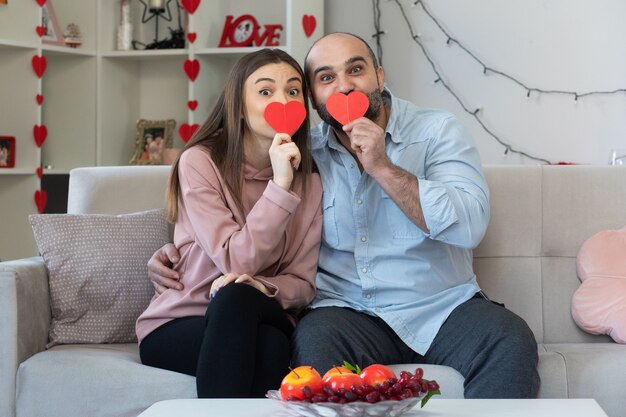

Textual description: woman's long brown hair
[166,48,313,224]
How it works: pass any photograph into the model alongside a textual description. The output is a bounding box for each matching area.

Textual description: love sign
[219,14,283,47]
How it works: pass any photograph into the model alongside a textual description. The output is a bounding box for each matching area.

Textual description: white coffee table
[138,398,609,417]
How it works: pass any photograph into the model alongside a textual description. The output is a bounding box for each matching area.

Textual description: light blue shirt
[309,90,490,355]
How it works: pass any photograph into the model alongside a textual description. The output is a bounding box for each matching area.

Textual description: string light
[371,0,626,164]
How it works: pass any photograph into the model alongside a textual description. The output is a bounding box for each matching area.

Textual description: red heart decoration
[36,26,45,37]
[36,94,44,105]
[36,167,43,178]
[34,190,47,214]
[35,0,46,7]
[264,101,307,136]
[32,55,47,78]
[302,15,316,38]
[181,0,200,14]
[179,123,200,143]
[188,100,198,111]
[187,32,197,43]
[325,91,369,126]
[33,124,48,147]
[184,59,200,82]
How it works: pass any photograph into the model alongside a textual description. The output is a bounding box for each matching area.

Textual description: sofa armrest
[0,256,51,417]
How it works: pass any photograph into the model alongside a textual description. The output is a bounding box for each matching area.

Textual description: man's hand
[343,117,391,174]
[148,243,183,294]
[209,273,271,299]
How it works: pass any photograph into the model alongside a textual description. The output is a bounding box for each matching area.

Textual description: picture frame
[0,0,8,6]
[130,119,176,165]
[0,136,16,168]
[41,1,64,46]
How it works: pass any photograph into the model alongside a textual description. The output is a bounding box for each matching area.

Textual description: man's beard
[317,88,384,131]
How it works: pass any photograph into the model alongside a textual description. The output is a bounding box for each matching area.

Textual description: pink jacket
[136,146,323,343]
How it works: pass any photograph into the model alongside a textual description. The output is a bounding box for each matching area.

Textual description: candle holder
[132,0,185,50]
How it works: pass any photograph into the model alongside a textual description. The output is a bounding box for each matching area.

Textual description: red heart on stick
[181,0,200,14]
[184,59,200,82]
[35,0,46,7]
[34,190,47,214]
[36,26,46,37]
[325,91,369,126]
[188,100,198,111]
[179,123,200,143]
[36,94,44,105]
[32,55,47,78]
[264,101,307,136]
[302,15,316,38]
[33,124,48,147]
[36,167,43,178]
[187,32,197,43]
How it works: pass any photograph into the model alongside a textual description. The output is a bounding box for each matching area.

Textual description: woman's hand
[269,133,301,190]
[209,273,271,299]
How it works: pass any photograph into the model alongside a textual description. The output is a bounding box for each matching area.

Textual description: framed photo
[0,136,16,168]
[0,0,8,5]
[41,1,64,46]
[130,119,176,165]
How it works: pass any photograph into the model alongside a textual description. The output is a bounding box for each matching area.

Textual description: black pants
[140,283,294,398]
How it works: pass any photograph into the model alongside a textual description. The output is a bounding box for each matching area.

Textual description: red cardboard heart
[36,26,45,37]
[264,101,307,136]
[36,167,43,178]
[179,123,200,143]
[181,0,200,14]
[34,190,47,214]
[188,100,198,111]
[325,91,369,126]
[36,94,44,105]
[302,15,316,38]
[32,55,47,78]
[187,32,197,43]
[184,59,200,82]
[35,0,46,7]
[33,124,48,147]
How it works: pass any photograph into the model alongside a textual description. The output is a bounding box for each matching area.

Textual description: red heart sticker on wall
[181,0,200,14]
[184,59,200,82]
[34,190,47,214]
[264,101,307,136]
[36,26,45,37]
[187,32,197,43]
[32,55,47,78]
[36,167,43,178]
[302,15,316,38]
[188,100,198,111]
[33,124,48,147]
[179,123,200,143]
[325,91,369,126]
[35,0,46,7]
[36,94,44,105]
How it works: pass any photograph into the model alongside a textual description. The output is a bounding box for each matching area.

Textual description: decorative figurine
[63,23,82,48]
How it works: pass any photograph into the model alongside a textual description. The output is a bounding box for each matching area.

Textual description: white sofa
[1,165,626,417]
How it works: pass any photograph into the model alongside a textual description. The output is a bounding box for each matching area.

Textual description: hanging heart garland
[181,0,200,15]
[325,91,369,126]
[179,123,200,143]
[33,125,48,147]
[32,55,47,78]
[35,0,46,7]
[36,94,44,105]
[34,190,48,214]
[36,26,45,37]
[302,15,317,38]
[184,59,200,82]
[188,100,198,111]
[187,32,197,44]
[263,101,307,136]
[36,167,43,179]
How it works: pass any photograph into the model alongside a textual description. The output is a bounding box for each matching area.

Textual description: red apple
[359,364,397,386]
[280,366,323,400]
[323,366,362,391]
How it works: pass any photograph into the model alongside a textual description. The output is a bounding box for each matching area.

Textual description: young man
[147,33,540,398]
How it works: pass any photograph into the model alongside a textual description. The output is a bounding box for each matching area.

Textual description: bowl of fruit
[266,362,440,417]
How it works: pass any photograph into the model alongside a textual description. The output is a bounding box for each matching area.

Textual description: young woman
[136,49,323,398]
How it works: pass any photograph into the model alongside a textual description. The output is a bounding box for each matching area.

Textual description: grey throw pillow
[29,209,169,347]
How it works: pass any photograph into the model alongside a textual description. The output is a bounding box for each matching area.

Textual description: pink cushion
[572,227,626,343]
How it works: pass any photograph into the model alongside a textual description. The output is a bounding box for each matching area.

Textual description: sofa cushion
[29,209,169,347]
[572,227,626,343]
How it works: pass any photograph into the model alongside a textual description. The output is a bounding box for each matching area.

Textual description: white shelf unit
[0,0,323,261]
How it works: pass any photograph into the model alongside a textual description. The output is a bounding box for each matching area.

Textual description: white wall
[325,0,626,165]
